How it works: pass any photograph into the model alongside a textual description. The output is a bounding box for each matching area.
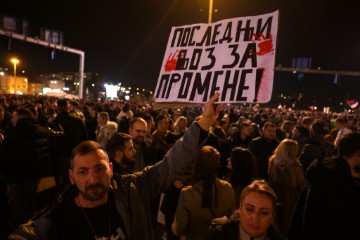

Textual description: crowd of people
[0,92,360,240]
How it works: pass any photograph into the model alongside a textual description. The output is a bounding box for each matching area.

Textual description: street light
[208,0,213,23]
[11,58,19,93]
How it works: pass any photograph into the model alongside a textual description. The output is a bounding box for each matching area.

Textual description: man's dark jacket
[289,157,360,240]
[1,118,53,183]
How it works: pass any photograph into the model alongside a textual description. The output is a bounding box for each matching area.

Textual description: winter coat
[208,211,286,240]
[1,118,54,183]
[297,157,360,240]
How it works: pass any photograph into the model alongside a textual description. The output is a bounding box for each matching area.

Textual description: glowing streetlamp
[208,0,213,23]
[11,58,19,93]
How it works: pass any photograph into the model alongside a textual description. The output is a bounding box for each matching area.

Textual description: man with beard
[289,132,360,240]
[9,92,222,240]
[128,117,159,232]
[129,117,157,171]
[105,133,136,174]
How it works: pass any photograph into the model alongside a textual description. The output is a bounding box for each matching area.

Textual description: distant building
[35,71,106,97]
[0,68,109,97]
[28,82,43,95]
[0,73,28,94]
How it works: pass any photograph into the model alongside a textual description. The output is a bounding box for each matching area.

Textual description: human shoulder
[322,156,352,176]
[251,136,262,142]
[177,185,199,206]
[306,158,321,177]
[306,157,348,183]
[181,185,193,193]
[151,129,161,138]
[8,218,55,240]
[7,191,75,240]
[216,179,233,189]
[106,121,118,131]
[248,137,262,148]
[112,172,134,188]
[63,113,85,124]
[208,211,240,240]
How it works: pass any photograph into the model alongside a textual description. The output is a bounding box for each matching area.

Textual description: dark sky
[1,0,360,100]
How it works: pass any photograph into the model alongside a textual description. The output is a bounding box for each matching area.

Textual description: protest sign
[154,10,279,109]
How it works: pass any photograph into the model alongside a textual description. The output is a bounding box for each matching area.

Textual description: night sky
[1,0,360,102]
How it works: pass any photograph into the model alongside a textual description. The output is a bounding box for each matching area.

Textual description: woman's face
[239,192,274,238]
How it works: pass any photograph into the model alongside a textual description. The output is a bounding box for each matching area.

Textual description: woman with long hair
[227,147,258,208]
[268,139,305,236]
[173,116,188,136]
[172,146,235,240]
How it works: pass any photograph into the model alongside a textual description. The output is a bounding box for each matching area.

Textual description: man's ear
[109,162,113,178]
[69,169,75,184]
[115,150,123,163]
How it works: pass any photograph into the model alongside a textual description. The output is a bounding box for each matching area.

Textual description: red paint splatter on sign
[165,50,180,72]
[250,33,274,56]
